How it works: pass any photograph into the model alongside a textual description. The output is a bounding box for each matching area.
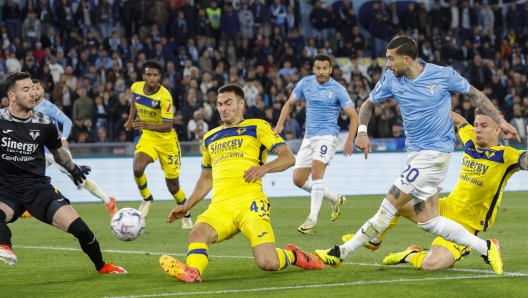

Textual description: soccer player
[159,84,325,283]
[0,72,126,274]
[315,36,519,275]
[31,79,117,217]
[343,109,528,271]
[124,60,192,229]
[275,54,358,234]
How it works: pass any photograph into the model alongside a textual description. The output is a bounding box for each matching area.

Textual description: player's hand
[355,133,372,159]
[124,118,133,131]
[274,123,284,134]
[132,117,146,130]
[500,121,521,142]
[68,164,91,186]
[343,140,354,157]
[244,166,268,183]
[166,205,190,223]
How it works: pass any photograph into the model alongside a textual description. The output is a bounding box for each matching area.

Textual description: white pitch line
[15,245,527,277]
[103,274,518,298]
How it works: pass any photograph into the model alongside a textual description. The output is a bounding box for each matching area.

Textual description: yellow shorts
[195,192,275,247]
[432,197,478,261]
[135,137,181,179]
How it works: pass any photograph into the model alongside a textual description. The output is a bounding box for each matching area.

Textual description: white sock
[418,216,488,256]
[404,252,416,263]
[340,198,397,259]
[301,180,339,204]
[82,179,111,204]
[308,179,325,223]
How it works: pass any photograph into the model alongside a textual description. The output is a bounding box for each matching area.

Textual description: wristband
[358,125,368,133]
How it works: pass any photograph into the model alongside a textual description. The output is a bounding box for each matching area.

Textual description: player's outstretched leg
[159,255,202,283]
[383,245,421,265]
[341,216,401,251]
[284,244,325,270]
[161,241,208,282]
[80,179,118,217]
[66,217,126,274]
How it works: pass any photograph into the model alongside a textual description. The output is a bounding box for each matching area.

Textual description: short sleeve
[201,140,212,169]
[457,123,475,145]
[504,147,526,169]
[257,121,286,152]
[44,122,62,150]
[447,67,470,94]
[160,92,174,121]
[292,77,305,100]
[370,71,394,103]
[337,86,354,109]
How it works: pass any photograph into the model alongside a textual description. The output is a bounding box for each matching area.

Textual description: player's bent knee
[133,168,145,178]
[292,176,305,188]
[188,225,216,244]
[420,258,451,271]
[256,257,280,271]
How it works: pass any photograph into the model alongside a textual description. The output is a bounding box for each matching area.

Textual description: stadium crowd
[0,0,526,145]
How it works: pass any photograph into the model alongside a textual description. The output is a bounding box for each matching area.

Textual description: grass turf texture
[2,194,528,297]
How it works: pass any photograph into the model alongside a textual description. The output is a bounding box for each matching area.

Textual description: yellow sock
[409,252,427,269]
[276,248,295,270]
[133,174,151,199]
[186,243,209,276]
[377,215,400,240]
[172,189,187,204]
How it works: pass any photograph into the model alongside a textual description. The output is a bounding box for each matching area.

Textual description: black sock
[67,217,105,271]
[0,210,12,247]
[145,195,153,201]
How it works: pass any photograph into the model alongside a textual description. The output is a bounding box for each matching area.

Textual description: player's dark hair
[387,36,418,60]
[314,54,331,66]
[143,60,163,74]
[475,107,504,119]
[218,84,244,101]
[31,78,40,85]
[4,72,31,93]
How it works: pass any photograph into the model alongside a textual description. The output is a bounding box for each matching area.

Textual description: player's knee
[188,229,214,244]
[133,167,145,178]
[67,217,95,243]
[421,258,450,271]
[292,176,306,188]
[256,256,280,271]
[167,184,180,195]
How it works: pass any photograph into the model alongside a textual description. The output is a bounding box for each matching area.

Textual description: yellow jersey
[201,119,286,202]
[447,123,526,231]
[131,81,176,142]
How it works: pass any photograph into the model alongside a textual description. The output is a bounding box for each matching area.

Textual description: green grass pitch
[2,194,528,297]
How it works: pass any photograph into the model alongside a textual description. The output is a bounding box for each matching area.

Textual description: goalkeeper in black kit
[0,72,126,274]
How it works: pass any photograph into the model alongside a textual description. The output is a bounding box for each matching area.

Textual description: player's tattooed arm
[358,97,375,137]
[520,153,528,171]
[465,86,504,125]
[49,148,75,171]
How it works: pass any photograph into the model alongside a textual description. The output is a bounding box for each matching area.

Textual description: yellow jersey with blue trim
[447,123,526,231]
[201,119,286,202]
[131,81,176,142]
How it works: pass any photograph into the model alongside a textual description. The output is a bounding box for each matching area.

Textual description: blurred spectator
[73,87,93,121]
[187,109,209,141]
[96,126,110,142]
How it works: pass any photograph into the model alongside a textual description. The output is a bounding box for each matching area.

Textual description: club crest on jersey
[426,84,438,95]
[29,130,40,140]
[327,91,335,98]
[237,128,247,135]
[485,151,495,158]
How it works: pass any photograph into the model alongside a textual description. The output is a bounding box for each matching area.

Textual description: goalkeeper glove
[68,164,91,186]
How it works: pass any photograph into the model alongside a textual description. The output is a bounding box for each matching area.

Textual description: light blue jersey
[34,99,72,139]
[371,63,470,152]
[292,75,353,138]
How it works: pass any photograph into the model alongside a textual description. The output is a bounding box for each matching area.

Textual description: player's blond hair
[474,107,504,119]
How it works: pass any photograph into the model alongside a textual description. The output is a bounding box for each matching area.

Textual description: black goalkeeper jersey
[0,107,62,185]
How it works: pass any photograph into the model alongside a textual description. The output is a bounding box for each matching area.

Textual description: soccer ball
[110,208,145,241]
